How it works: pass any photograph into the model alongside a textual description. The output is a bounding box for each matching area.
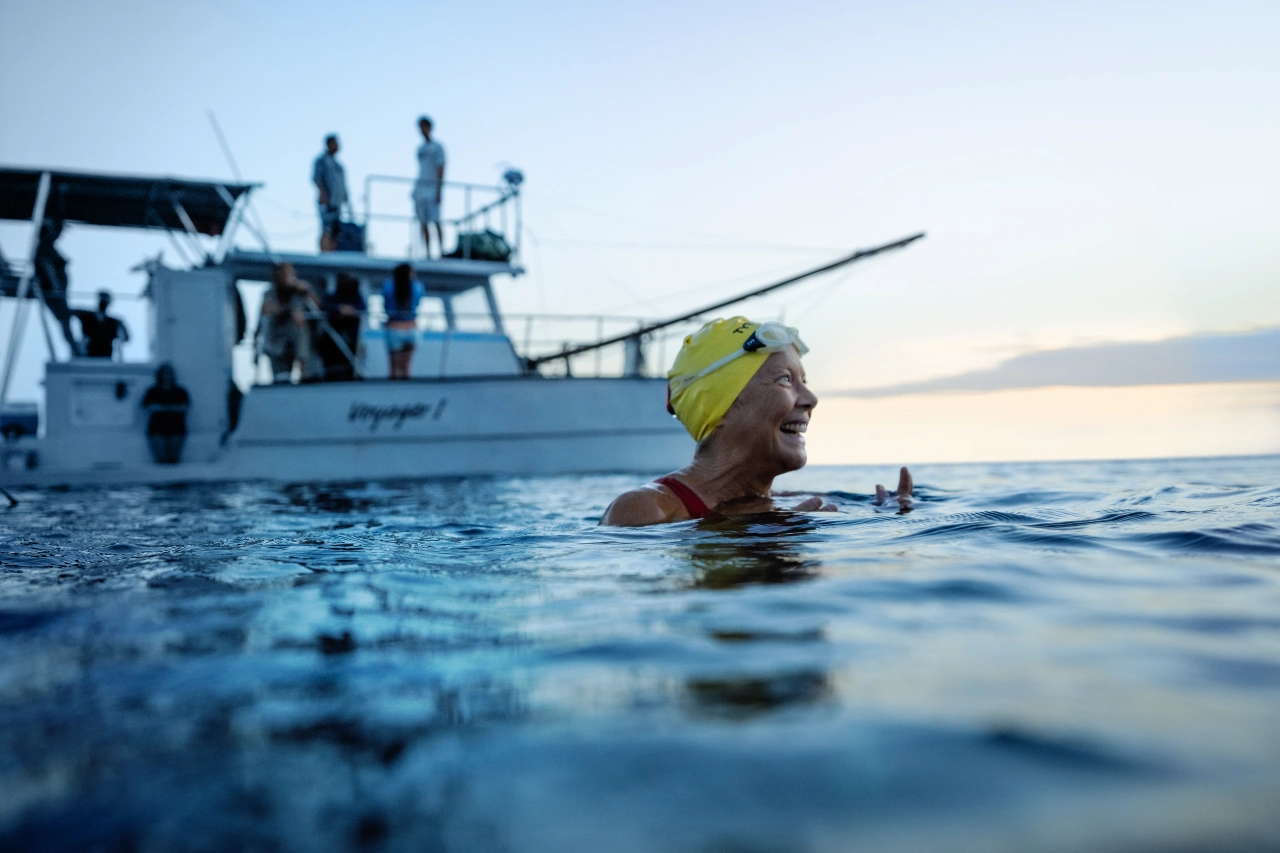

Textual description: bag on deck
[447,230,512,262]
[334,221,366,253]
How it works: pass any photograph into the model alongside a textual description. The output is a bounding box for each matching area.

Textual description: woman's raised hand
[875,467,914,509]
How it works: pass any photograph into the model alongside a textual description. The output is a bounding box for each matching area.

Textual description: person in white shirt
[412,115,446,258]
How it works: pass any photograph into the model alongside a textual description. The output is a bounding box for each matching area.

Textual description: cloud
[836,328,1280,398]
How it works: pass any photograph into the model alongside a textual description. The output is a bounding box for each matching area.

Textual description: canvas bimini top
[0,167,257,234]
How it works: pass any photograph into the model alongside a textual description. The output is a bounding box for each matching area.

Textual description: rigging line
[523,224,548,315]
[530,239,843,253]
[529,232,925,366]
[208,110,278,261]
[791,248,901,322]
[525,190,789,247]
[596,256,831,315]
[207,111,244,183]
[791,266,859,320]
[523,211,660,313]
[253,194,312,219]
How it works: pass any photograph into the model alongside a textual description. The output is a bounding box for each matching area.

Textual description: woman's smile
[780,420,808,438]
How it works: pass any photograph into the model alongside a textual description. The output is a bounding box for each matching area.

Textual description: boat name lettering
[348,401,445,431]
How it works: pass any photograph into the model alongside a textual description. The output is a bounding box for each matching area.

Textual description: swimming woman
[601,317,912,526]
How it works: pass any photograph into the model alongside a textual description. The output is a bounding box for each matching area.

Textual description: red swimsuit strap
[654,476,713,520]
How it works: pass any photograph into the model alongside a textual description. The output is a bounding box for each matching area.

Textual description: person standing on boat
[382,263,424,379]
[601,317,913,526]
[141,363,189,464]
[73,290,130,359]
[34,218,82,355]
[315,273,365,381]
[313,134,349,253]
[258,263,319,383]
[412,116,446,259]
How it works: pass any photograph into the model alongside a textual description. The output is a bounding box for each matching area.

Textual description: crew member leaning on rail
[601,317,913,527]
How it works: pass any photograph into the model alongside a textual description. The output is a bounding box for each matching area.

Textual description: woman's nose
[799,384,818,410]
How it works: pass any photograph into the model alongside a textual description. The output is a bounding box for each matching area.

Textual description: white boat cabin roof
[219,250,523,295]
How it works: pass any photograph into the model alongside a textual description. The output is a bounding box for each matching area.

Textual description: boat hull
[1,377,692,487]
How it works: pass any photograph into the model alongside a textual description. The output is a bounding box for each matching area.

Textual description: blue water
[2,456,1280,851]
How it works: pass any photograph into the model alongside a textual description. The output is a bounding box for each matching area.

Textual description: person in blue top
[382,263,425,379]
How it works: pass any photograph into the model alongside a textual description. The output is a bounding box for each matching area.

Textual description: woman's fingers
[792,496,839,513]
[875,469,914,507]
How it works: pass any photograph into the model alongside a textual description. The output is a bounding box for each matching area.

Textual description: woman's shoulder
[600,481,688,527]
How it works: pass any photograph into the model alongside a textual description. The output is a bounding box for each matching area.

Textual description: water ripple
[1,456,1279,850]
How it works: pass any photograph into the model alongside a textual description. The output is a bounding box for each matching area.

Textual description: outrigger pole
[527,231,925,371]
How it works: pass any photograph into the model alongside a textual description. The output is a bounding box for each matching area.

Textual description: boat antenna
[208,110,244,183]
[528,231,925,368]
[207,110,276,258]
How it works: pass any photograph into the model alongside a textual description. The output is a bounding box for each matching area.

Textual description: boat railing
[360,173,522,263]
[501,313,703,378]
[247,307,704,385]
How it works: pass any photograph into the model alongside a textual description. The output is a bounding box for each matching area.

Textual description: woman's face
[714,348,817,473]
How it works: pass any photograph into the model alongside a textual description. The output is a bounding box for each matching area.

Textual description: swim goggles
[668,321,809,397]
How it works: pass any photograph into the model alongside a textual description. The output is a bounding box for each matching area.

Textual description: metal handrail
[360,174,521,260]
[248,305,678,384]
[361,175,510,224]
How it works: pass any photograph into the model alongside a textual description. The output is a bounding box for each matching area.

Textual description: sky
[2,0,1278,462]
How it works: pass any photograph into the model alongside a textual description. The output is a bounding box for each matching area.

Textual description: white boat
[0,167,920,488]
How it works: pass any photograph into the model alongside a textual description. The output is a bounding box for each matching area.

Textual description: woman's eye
[779,374,792,385]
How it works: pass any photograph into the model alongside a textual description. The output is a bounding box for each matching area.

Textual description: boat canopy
[0,168,256,235]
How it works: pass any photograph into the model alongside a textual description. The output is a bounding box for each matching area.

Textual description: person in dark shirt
[141,363,190,464]
[314,273,365,381]
[75,291,130,359]
[35,218,81,354]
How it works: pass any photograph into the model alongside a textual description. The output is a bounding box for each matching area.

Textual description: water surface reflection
[1,458,1279,851]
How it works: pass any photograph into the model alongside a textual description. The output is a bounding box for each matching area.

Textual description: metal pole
[31,285,58,360]
[595,316,603,376]
[483,283,506,336]
[0,171,52,409]
[170,198,209,263]
[515,192,522,258]
[442,296,457,331]
[213,188,247,263]
[528,232,925,367]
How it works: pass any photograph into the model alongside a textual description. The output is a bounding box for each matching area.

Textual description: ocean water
[2,456,1279,852]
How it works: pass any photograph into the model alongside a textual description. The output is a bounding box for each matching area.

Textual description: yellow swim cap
[667,317,807,443]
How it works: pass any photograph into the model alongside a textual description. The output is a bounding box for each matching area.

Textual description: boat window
[448,288,500,334]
